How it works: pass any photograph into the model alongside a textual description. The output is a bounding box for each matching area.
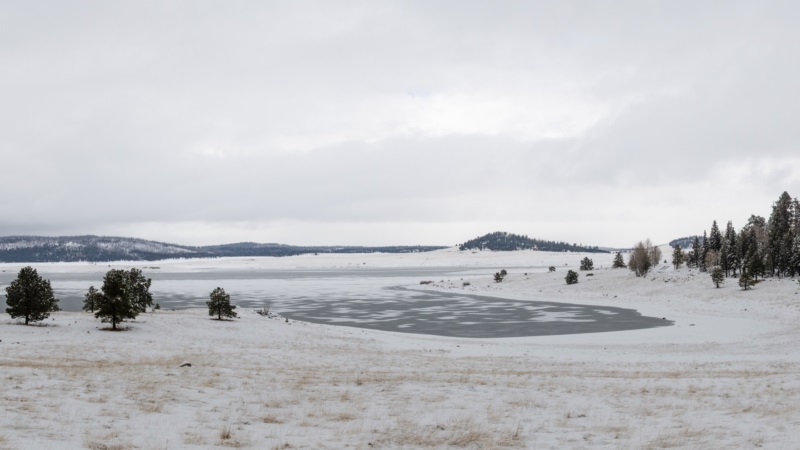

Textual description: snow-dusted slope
[0,235,204,262]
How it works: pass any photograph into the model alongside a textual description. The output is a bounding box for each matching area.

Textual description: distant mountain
[0,236,206,262]
[199,242,447,258]
[459,231,608,253]
[0,236,447,263]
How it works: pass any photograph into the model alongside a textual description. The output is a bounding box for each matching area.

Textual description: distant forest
[459,231,607,253]
[0,236,447,263]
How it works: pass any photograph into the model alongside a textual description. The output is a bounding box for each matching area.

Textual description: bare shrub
[629,239,660,277]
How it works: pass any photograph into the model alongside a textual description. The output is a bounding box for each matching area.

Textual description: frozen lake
[0,265,672,338]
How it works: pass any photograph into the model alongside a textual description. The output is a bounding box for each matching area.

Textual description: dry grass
[83,431,133,450]
[3,306,800,449]
[261,415,284,424]
[183,431,207,446]
[372,417,523,448]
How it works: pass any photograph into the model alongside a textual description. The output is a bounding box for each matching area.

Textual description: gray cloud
[1,1,799,246]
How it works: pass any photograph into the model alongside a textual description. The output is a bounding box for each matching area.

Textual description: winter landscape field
[2,247,799,449]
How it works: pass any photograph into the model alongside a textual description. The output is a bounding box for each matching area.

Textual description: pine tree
[5,266,59,324]
[779,231,795,277]
[790,233,800,277]
[700,230,709,272]
[564,270,578,285]
[738,272,754,290]
[83,286,102,313]
[672,246,685,269]
[690,236,701,267]
[207,287,237,320]
[709,221,722,252]
[724,221,738,276]
[720,238,729,277]
[747,233,767,281]
[767,191,793,276]
[612,252,626,268]
[95,269,141,330]
[127,268,153,312]
[711,267,725,288]
[579,257,594,270]
[743,216,767,280]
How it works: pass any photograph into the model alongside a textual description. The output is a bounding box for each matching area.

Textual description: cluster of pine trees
[682,191,800,279]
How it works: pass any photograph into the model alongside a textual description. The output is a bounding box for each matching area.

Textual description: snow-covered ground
[2,248,800,449]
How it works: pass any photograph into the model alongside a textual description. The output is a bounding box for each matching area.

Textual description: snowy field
[2,248,800,449]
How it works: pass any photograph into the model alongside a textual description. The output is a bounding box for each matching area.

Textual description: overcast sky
[1,1,799,247]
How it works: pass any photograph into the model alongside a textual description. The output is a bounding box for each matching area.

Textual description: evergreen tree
[767,191,794,276]
[738,272,754,290]
[790,233,800,277]
[612,252,626,269]
[564,270,578,285]
[723,221,739,276]
[720,238,729,277]
[127,268,153,312]
[738,226,753,277]
[95,269,141,330]
[5,266,59,324]
[690,236,701,268]
[83,286,102,313]
[709,220,722,252]
[672,246,685,269]
[579,257,594,270]
[207,287,237,320]
[744,216,768,280]
[711,267,725,288]
[778,231,795,277]
[795,197,800,232]
[700,230,709,272]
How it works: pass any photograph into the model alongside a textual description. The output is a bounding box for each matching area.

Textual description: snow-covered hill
[0,235,206,262]
[0,235,448,262]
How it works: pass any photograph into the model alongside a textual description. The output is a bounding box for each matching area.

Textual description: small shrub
[548,266,556,272]
[565,270,578,285]
[462,281,471,287]
[494,272,504,283]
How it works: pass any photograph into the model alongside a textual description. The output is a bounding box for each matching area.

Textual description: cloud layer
[2,1,798,246]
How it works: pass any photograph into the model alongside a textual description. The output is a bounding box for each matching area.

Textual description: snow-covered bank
[2,249,800,449]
